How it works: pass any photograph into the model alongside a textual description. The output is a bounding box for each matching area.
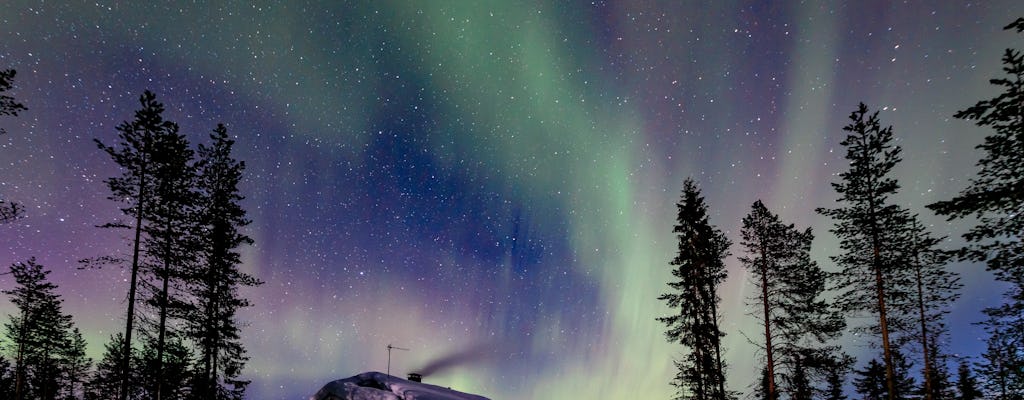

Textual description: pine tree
[956,360,982,400]
[920,330,955,400]
[2,258,74,400]
[0,68,28,223]
[60,327,91,400]
[657,178,730,400]
[95,90,178,400]
[186,124,259,400]
[901,215,961,400]
[740,201,846,399]
[740,201,784,400]
[977,324,1024,399]
[86,334,137,400]
[137,110,196,400]
[817,103,915,400]
[926,18,1024,390]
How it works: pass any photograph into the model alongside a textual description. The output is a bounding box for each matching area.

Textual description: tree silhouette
[740,201,846,400]
[854,351,915,400]
[925,337,954,400]
[926,19,1024,390]
[854,359,889,400]
[900,215,960,400]
[0,69,26,122]
[0,355,14,398]
[817,103,914,400]
[754,365,776,400]
[0,68,28,223]
[186,124,260,400]
[2,258,74,400]
[956,360,982,400]
[60,327,92,400]
[95,90,178,400]
[95,94,259,399]
[740,201,784,400]
[657,178,730,400]
[139,335,192,400]
[137,107,196,400]
[823,355,853,400]
[977,322,1024,399]
[85,334,139,400]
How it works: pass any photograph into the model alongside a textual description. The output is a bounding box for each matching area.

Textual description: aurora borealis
[1,1,1023,398]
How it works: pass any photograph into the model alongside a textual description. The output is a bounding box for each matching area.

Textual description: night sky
[1,2,1022,399]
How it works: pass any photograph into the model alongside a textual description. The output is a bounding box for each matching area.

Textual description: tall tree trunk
[912,222,933,400]
[211,282,221,395]
[121,148,149,400]
[154,213,178,400]
[760,247,776,400]
[14,309,29,400]
[155,245,170,400]
[709,283,726,400]
[691,282,707,400]
[873,229,897,400]
[700,257,726,400]
[864,144,896,400]
[203,288,214,396]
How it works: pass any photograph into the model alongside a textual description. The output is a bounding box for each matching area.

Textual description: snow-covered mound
[311,371,490,400]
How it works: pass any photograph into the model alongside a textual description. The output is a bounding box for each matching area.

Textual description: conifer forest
[1,2,1023,399]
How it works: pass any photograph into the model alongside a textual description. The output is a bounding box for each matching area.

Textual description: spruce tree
[657,178,730,400]
[926,18,1024,391]
[855,352,916,400]
[86,334,137,400]
[823,356,852,400]
[60,327,92,400]
[95,90,178,400]
[956,360,982,400]
[891,350,921,400]
[977,324,1024,399]
[2,258,73,400]
[855,359,889,400]
[740,201,846,399]
[817,103,914,400]
[187,124,259,400]
[139,335,192,400]
[0,68,27,223]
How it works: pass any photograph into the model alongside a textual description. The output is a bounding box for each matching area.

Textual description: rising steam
[416,342,500,377]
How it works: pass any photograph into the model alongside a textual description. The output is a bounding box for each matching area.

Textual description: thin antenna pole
[386,344,409,375]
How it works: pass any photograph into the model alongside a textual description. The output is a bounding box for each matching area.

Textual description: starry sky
[1,1,1022,399]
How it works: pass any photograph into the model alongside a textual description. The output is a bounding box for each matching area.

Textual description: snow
[311,371,491,400]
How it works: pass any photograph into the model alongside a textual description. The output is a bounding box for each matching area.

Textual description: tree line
[657,18,1024,400]
[1,74,260,400]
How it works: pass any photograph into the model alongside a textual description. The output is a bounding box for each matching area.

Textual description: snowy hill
[311,371,491,400]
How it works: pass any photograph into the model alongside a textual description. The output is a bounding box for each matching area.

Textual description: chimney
[407,373,422,382]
